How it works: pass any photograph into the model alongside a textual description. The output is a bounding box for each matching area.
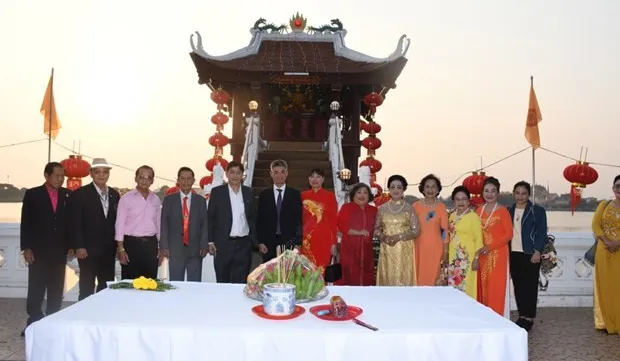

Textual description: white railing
[241,113,263,187]
[327,102,347,209]
[0,222,597,307]
[0,223,216,301]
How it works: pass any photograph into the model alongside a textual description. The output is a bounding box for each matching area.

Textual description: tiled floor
[1,298,619,361]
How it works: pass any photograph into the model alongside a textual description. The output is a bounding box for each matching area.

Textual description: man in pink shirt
[115,165,162,279]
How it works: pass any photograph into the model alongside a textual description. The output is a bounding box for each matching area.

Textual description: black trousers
[78,254,116,301]
[121,236,159,279]
[510,251,541,318]
[214,236,253,284]
[26,253,66,326]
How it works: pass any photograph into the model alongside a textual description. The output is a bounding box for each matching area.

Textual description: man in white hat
[68,158,120,300]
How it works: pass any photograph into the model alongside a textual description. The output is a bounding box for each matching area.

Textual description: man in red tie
[160,167,209,281]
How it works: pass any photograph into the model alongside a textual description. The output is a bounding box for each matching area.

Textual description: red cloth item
[182,196,189,246]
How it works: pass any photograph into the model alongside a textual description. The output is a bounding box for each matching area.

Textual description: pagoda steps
[267,141,325,151]
[250,141,334,195]
[258,150,329,162]
[252,176,334,189]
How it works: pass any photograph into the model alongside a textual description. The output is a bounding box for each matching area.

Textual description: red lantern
[563,162,598,188]
[370,182,383,195]
[61,155,90,179]
[359,157,382,174]
[462,171,488,196]
[210,88,231,105]
[362,136,382,151]
[360,119,368,133]
[469,195,485,208]
[166,186,180,195]
[206,157,229,172]
[363,92,384,115]
[374,192,391,206]
[199,175,213,188]
[211,112,229,127]
[563,162,598,214]
[364,121,382,135]
[209,132,230,148]
[61,155,91,190]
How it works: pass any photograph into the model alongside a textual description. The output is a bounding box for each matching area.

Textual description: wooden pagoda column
[341,86,361,183]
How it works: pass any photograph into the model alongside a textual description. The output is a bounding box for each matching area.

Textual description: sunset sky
[1,0,619,198]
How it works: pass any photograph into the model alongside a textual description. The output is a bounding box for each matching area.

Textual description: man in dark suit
[20,162,73,333]
[256,159,302,262]
[69,158,120,300]
[160,167,209,281]
[208,161,261,283]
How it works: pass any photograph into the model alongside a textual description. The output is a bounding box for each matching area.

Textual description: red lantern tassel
[569,185,582,215]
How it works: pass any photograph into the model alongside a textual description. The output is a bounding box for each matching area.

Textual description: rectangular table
[25,283,527,361]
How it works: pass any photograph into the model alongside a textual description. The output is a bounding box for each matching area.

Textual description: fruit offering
[244,249,326,301]
[330,295,348,318]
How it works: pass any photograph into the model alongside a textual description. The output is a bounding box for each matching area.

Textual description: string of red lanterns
[462,171,489,207]
[166,88,232,196]
[360,91,389,205]
[61,155,91,191]
[563,161,598,214]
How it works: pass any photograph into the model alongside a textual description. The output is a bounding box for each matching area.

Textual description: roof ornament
[190,31,206,55]
[307,19,344,35]
[250,18,288,35]
[289,12,307,33]
[391,34,411,58]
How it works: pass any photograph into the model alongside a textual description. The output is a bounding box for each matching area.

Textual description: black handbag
[324,254,342,283]
[584,241,597,266]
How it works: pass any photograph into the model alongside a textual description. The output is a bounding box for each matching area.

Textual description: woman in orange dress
[336,183,378,286]
[413,174,449,285]
[476,177,513,317]
[301,168,338,270]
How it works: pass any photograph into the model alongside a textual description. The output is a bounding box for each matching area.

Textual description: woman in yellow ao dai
[374,175,421,286]
[446,186,483,299]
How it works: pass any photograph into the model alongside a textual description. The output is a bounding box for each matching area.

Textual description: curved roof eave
[189,30,410,64]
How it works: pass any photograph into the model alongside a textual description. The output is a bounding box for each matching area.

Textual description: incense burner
[263,283,296,316]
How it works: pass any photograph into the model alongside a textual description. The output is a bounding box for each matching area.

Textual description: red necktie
[183,196,189,246]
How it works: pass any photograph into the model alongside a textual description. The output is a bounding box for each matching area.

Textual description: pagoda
[189,14,409,202]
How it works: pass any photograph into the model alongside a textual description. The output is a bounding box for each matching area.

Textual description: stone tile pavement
[1,298,619,361]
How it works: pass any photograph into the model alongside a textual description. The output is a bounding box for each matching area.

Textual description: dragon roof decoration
[190,13,410,65]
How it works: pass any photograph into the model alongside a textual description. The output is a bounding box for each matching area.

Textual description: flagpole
[47,68,54,163]
[530,75,536,205]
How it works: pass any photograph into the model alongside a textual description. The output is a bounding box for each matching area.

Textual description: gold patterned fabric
[591,200,620,333]
[374,201,421,286]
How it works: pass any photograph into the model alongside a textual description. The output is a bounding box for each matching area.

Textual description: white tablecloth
[25,283,527,361]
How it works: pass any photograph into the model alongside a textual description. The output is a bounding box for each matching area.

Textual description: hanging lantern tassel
[569,185,582,215]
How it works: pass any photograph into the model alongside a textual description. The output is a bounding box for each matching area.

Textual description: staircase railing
[327,101,347,209]
[241,109,264,187]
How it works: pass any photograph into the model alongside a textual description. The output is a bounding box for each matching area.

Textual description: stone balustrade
[0,222,595,307]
